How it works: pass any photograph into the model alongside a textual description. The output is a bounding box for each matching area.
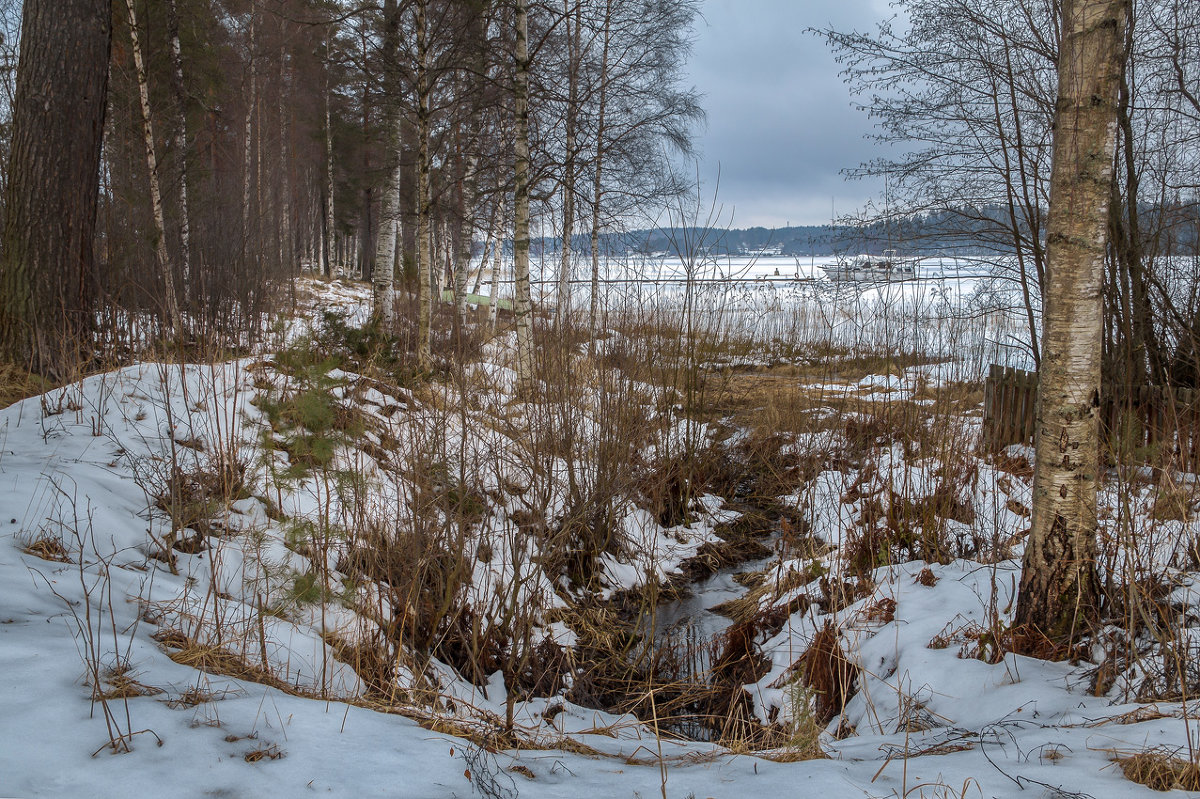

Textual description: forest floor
[2,275,1199,798]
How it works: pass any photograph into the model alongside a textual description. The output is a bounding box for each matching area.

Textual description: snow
[1,276,1196,798]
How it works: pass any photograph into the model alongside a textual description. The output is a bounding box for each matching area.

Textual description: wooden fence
[982,364,1200,471]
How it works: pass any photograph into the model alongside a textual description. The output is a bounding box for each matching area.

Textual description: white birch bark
[166,0,192,291]
[453,142,478,318]
[373,0,400,325]
[242,15,256,250]
[323,51,335,277]
[556,0,581,323]
[513,0,534,392]
[1014,0,1129,647]
[589,0,612,332]
[373,165,400,324]
[124,0,182,337]
[489,202,503,328]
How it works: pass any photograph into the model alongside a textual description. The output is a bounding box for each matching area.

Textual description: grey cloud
[685,0,893,226]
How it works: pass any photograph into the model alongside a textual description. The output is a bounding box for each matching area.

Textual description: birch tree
[555,0,582,322]
[587,0,611,330]
[166,0,193,293]
[1014,0,1129,650]
[512,0,534,392]
[372,0,401,325]
[123,0,184,337]
[323,29,336,277]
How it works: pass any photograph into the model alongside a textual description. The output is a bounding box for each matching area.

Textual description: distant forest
[536,205,1200,258]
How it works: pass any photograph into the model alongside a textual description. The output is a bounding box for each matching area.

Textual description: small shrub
[798,620,859,725]
[774,682,826,761]
[1150,475,1194,522]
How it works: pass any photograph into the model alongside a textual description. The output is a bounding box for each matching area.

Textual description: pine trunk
[278,41,292,272]
[0,0,110,378]
[415,0,433,370]
[242,15,256,252]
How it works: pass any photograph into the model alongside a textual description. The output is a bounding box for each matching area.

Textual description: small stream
[652,549,774,642]
[643,524,784,684]
[630,529,782,742]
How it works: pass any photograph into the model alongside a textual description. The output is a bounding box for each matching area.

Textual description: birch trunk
[513,0,534,393]
[323,53,335,277]
[372,0,401,324]
[473,200,499,295]
[1014,0,1128,650]
[124,0,182,337]
[453,147,477,318]
[166,0,192,291]
[242,15,256,252]
[278,41,291,271]
[489,206,503,328]
[556,0,581,323]
[373,166,400,324]
[589,0,612,332]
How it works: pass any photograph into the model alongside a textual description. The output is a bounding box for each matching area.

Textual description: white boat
[821,250,918,282]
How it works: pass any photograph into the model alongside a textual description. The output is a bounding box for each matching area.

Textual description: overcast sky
[685,0,895,228]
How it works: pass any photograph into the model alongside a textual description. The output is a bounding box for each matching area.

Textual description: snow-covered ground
[2,276,1197,798]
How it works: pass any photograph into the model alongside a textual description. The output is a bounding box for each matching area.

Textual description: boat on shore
[821,250,918,282]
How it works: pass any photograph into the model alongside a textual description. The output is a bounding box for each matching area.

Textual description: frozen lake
[478,253,1040,375]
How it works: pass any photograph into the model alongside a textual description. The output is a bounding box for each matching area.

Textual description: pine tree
[0,0,111,378]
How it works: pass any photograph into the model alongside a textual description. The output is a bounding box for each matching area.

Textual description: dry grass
[1150,473,1195,522]
[99,672,163,700]
[165,686,220,708]
[1115,750,1200,791]
[0,362,51,409]
[244,744,286,762]
[102,297,1006,757]
[20,532,72,563]
[712,564,815,625]
[914,567,939,586]
[324,633,403,701]
[1087,706,1172,727]
[164,639,299,695]
[702,359,980,438]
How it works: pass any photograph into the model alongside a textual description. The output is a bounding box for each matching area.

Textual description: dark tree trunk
[0,0,111,379]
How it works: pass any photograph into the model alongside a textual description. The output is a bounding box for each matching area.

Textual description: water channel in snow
[645,529,783,681]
